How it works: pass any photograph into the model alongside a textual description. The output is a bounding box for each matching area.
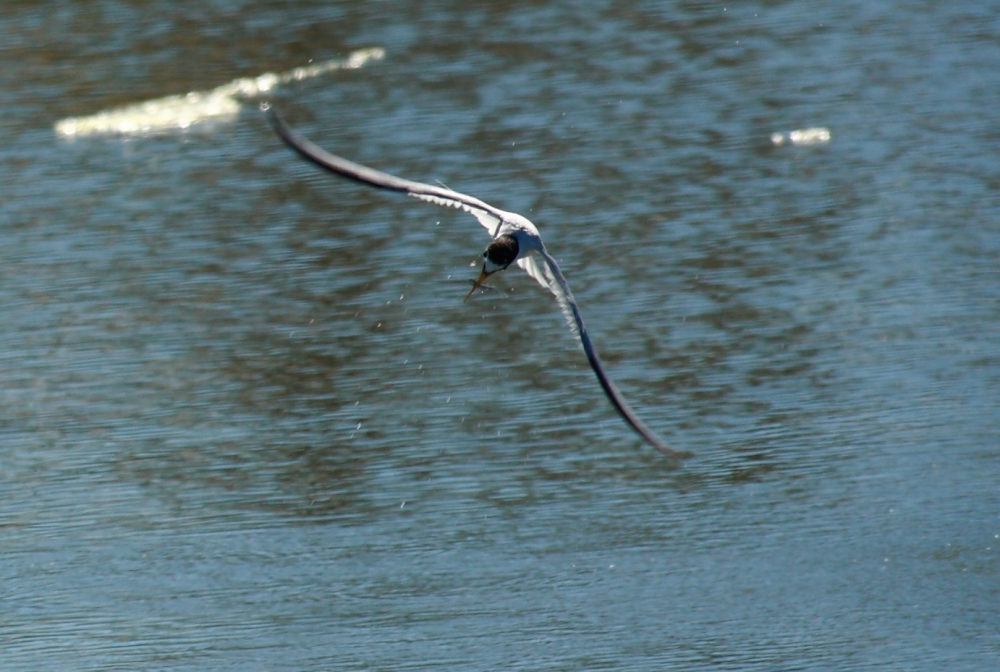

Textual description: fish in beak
[464,269,490,301]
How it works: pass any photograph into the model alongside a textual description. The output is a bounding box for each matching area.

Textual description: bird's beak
[464,270,490,302]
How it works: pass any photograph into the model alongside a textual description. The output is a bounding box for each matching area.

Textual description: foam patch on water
[54,47,384,138]
[770,127,831,147]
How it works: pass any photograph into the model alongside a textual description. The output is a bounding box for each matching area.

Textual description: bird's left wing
[516,252,554,287]
[515,252,573,328]
[535,248,686,460]
[268,107,505,236]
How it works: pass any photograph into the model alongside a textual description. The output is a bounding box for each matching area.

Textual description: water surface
[2,1,998,669]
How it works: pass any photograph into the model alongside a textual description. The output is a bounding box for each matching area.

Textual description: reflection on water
[2,1,999,670]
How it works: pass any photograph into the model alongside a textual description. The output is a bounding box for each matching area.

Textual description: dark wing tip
[582,326,690,463]
[539,251,691,464]
[265,105,417,195]
[264,105,308,157]
[647,437,693,463]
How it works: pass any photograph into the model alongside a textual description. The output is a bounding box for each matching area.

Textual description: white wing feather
[515,251,581,338]
[411,193,501,234]
[515,251,553,288]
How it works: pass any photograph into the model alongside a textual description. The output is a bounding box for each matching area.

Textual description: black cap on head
[484,234,519,270]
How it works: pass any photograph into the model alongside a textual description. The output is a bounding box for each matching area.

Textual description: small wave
[54,47,384,138]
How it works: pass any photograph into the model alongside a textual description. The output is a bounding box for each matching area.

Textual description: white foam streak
[54,47,384,138]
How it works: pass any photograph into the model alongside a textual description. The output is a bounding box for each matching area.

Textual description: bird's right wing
[268,107,506,237]
[407,194,502,235]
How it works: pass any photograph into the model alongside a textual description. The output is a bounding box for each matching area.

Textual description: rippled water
[3,1,998,669]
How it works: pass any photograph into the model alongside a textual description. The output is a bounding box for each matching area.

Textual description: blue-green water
[2,1,998,669]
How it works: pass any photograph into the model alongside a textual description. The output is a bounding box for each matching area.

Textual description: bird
[266,105,687,461]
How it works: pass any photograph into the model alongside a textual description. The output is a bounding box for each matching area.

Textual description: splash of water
[54,47,384,138]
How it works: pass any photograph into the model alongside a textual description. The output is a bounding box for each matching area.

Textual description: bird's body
[267,106,686,461]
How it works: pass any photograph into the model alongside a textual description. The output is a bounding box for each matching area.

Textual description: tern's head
[465,233,520,301]
[482,233,520,273]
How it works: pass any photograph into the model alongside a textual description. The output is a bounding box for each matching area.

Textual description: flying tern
[267,106,686,461]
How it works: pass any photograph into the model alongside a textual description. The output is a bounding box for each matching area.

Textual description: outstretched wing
[268,106,505,236]
[535,248,687,460]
